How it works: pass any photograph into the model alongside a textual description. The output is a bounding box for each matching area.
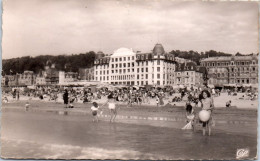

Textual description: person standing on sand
[17,91,20,101]
[63,89,69,108]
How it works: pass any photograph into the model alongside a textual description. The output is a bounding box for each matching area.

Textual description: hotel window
[119,64,122,68]
[157,74,160,78]
[157,81,160,85]
[132,62,135,67]
[253,67,255,71]
[119,69,122,74]
[123,69,126,73]
[107,70,109,74]
[128,69,130,72]
[107,76,109,80]
[103,76,105,80]
[112,70,114,74]
[103,71,105,74]
[157,60,160,65]
[100,76,102,80]
[152,74,154,79]
[137,62,140,66]
[115,58,118,62]
[146,74,148,79]
[141,81,143,85]
[137,75,139,79]
[132,56,134,60]
[132,69,134,72]
[212,63,215,66]
[100,71,102,74]
[96,71,98,75]
[123,63,126,67]
[146,68,148,72]
[146,61,148,65]
[157,67,160,72]
[116,64,118,68]
[128,63,130,67]
[124,57,126,61]
[119,58,122,61]
[112,58,114,62]
[137,68,139,72]
[128,57,130,61]
[112,64,114,68]
[116,70,118,73]
[96,66,98,69]
[141,68,144,72]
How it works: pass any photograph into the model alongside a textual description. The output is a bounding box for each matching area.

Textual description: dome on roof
[111,48,136,57]
[96,51,105,59]
[153,43,165,55]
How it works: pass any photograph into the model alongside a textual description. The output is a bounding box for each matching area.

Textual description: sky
[2,0,259,59]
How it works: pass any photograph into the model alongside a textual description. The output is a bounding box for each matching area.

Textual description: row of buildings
[201,55,258,87]
[3,43,258,88]
[94,44,258,87]
[2,64,95,86]
[94,44,206,87]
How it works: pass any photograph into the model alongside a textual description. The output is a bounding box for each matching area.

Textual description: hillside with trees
[2,51,96,75]
[169,50,232,64]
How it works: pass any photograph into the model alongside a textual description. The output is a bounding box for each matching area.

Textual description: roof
[153,43,165,55]
[111,48,136,57]
[201,55,258,62]
[175,62,200,72]
[201,57,231,62]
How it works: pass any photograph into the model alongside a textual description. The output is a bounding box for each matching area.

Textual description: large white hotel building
[94,44,195,86]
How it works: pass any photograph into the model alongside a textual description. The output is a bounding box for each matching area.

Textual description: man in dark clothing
[63,89,69,108]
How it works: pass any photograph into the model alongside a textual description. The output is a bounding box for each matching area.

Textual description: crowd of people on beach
[2,84,258,136]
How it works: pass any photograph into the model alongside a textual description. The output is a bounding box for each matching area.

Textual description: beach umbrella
[208,84,215,88]
[172,85,179,89]
[178,85,185,89]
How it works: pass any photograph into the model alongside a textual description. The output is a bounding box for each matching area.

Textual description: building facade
[2,76,6,86]
[175,62,204,87]
[18,70,35,86]
[78,67,94,81]
[94,44,183,86]
[200,55,258,86]
[59,71,78,84]
[4,75,19,86]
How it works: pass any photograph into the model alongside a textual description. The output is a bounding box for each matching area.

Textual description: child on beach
[226,100,231,108]
[102,93,118,122]
[25,102,30,111]
[199,90,214,136]
[156,95,159,107]
[91,102,102,122]
[181,103,195,130]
